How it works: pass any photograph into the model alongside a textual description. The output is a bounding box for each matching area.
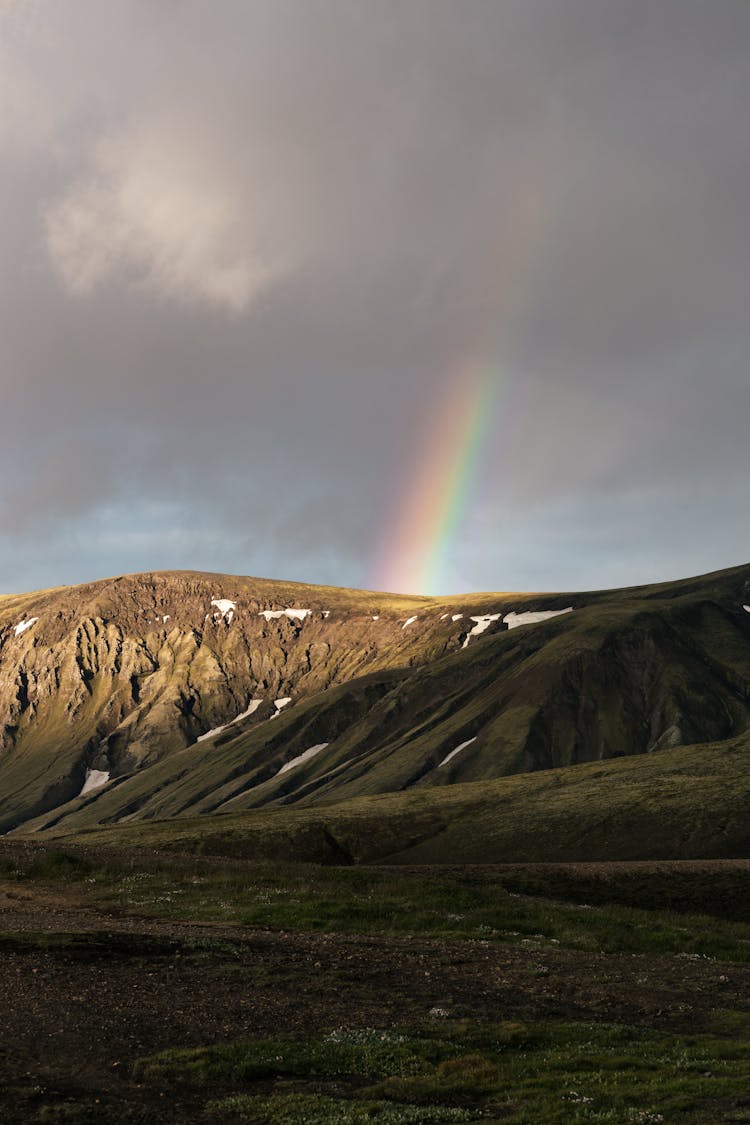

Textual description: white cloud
[45,128,275,312]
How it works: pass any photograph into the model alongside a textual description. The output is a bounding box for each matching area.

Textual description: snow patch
[322,610,331,618]
[402,615,418,629]
[439,738,476,768]
[231,699,262,724]
[211,598,236,624]
[504,608,573,630]
[440,613,449,620]
[277,743,329,776]
[452,614,463,622]
[197,724,226,742]
[260,608,311,621]
[162,614,170,623]
[372,615,379,621]
[743,605,750,614]
[197,699,263,742]
[13,617,38,637]
[80,769,110,795]
[462,614,502,648]
[269,697,292,719]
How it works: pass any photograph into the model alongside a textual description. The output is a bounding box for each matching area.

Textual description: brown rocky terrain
[0,570,520,832]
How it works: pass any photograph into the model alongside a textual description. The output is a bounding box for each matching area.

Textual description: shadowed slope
[37,734,750,864]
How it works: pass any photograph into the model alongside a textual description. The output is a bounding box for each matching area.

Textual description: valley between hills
[1,564,750,1123]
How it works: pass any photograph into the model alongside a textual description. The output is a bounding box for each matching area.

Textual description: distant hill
[2,563,750,859]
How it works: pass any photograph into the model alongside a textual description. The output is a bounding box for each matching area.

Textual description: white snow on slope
[462,614,502,648]
[743,605,750,614]
[231,699,263,723]
[504,608,573,629]
[372,615,379,621]
[260,608,311,621]
[197,699,263,742]
[440,613,449,620]
[452,614,463,622]
[211,598,236,623]
[439,737,476,767]
[277,743,329,776]
[80,769,110,795]
[162,615,170,623]
[13,617,38,636]
[403,615,418,628]
[322,610,331,618]
[197,723,226,742]
[269,697,292,720]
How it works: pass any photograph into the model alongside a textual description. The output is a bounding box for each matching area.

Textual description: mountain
[1,564,750,857]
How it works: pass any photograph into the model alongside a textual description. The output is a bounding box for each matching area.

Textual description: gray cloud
[1,0,749,594]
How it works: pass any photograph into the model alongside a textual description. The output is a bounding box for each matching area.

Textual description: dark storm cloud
[1,0,749,594]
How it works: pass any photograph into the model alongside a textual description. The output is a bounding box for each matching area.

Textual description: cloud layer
[47,128,273,311]
[1,0,749,594]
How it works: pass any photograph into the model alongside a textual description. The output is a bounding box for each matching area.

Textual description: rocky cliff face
[0,570,518,830]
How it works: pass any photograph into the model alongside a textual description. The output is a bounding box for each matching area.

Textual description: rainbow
[373,163,557,595]
[373,362,500,595]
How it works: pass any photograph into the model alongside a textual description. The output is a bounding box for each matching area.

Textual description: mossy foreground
[1,845,750,1122]
[139,1020,750,1123]
[5,847,750,958]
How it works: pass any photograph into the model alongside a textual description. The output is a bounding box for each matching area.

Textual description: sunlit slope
[39,734,750,863]
[7,562,750,838]
[0,568,556,832]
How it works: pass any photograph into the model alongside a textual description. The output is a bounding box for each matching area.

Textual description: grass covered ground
[1,843,749,1122]
[137,1019,750,1124]
[5,848,750,961]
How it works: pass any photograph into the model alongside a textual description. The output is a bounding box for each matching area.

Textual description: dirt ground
[2,875,750,1123]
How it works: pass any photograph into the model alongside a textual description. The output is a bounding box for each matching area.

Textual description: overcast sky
[2,0,749,596]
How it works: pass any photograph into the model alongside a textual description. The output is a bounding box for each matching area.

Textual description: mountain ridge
[1,563,750,852]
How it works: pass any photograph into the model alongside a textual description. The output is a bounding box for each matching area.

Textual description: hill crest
[1,563,750,850]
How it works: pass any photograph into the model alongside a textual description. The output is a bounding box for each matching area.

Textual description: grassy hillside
[38,733,750,864]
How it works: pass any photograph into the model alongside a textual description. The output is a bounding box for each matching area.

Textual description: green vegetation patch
[136,1021,750,1124]
[207,1092,475,1123]
[368,1021,750,1122]
[135,1027,451,1083]
[30,852,750,962]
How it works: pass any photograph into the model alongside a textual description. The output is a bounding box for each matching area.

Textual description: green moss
[14,851,750,961]
[137,1020,750,1124]
[207,1093,476,1123]
[135,1028,443,1083]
